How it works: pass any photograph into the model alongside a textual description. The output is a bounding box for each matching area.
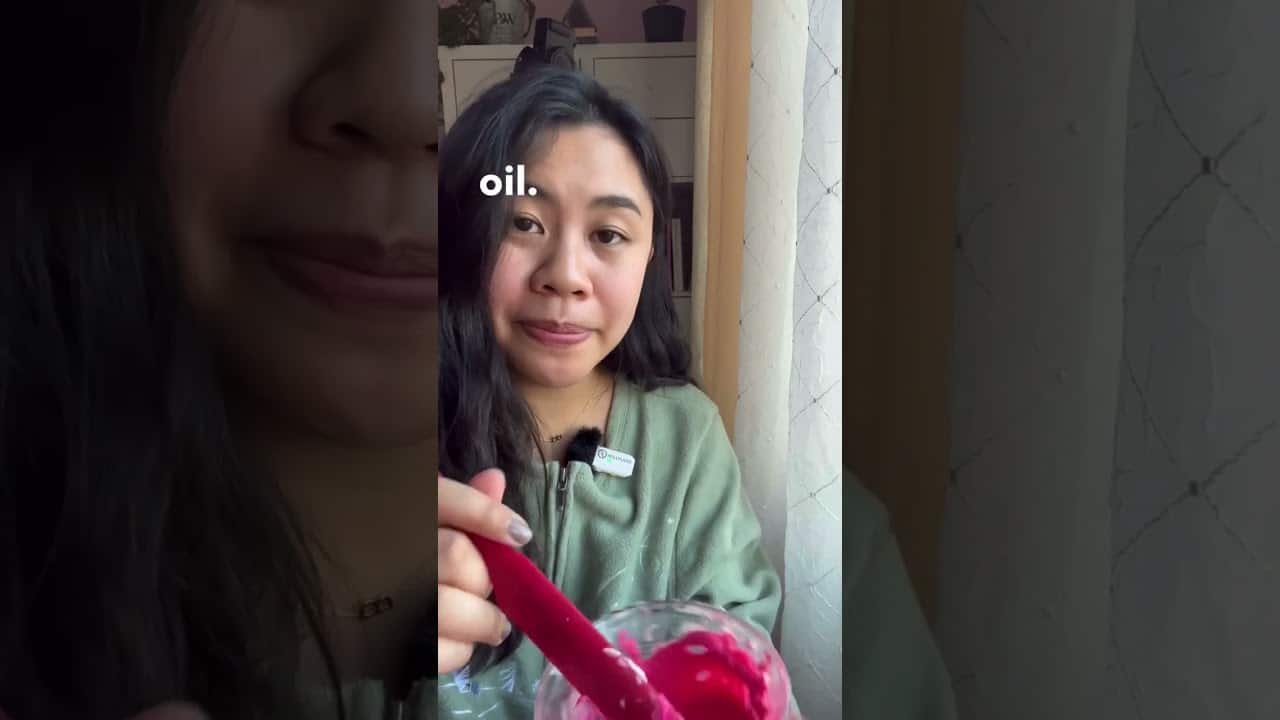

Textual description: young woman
[436,67,783,718]
[3,3,441,719]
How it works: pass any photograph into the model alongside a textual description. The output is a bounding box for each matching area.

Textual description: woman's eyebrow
[529,186,643,216]
[590,194,642,215]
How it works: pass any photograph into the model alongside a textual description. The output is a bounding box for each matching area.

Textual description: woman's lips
[262,246,438,311]
[520,321,592,347]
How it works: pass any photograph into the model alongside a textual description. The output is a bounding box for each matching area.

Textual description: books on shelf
[668,181,694,296]
[671,218,686,295]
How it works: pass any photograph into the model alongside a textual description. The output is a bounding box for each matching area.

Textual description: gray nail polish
[508,517,532,545]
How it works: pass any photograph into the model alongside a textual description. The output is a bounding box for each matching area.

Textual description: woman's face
[168,2,439,446]
[488,124,655,389]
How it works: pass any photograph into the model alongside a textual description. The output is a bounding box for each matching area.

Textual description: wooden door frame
[849,0,966,622]
[690,0,751,436]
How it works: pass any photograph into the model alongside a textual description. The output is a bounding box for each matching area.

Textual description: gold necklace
[332,596,395,621]
[542,376,611,444]
[328,562,429,622]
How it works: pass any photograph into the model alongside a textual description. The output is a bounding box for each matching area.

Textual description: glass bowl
[532,600,799,720]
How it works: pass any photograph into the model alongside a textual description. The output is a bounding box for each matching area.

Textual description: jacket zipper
[552,463,573,586]
[556,463,570,514]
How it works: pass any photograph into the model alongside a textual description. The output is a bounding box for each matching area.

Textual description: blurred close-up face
[167,1,439,447]
[488,124,655,389]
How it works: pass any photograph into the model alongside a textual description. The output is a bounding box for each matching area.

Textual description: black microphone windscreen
[565,427,603,465]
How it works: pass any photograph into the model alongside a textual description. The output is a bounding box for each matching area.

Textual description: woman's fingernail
[500,619,513,643]
[508,517,532,545]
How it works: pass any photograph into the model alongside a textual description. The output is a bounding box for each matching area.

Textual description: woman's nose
[292,2,437,163]
[533,235,592,298]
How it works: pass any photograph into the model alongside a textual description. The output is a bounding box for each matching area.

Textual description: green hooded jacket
[301,381,959,719]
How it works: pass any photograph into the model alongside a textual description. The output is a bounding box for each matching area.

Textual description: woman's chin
[307,409,436,449]
[318,384,438,447]
[513,361,598,391]
[235,366,437,450]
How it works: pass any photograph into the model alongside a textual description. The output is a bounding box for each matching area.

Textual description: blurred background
[854,0,1280,717]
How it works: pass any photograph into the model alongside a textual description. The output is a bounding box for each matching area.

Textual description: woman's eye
[594,229,627,245]
[512,216,542,233]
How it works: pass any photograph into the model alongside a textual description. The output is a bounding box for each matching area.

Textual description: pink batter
[569,629,781,720]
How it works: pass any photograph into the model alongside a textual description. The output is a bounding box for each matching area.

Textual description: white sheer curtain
[941,0,1280,717]
[734,0,843,718]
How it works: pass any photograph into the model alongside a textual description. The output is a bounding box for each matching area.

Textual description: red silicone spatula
[466,532,684,720]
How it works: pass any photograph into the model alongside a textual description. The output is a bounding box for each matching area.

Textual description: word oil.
[480,164,537,197]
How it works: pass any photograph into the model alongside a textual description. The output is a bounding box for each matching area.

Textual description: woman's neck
[237,412,438,595]
[237,412,439,687]
[518,367,615,461]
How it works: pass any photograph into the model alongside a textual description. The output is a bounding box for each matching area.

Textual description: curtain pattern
[781,0,843,717]
[942,0,1280,717]
[1108,1,1280,717]
[735,0,843,717]
[940,1,1132,717]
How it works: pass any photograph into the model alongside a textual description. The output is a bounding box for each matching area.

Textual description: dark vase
[643,3,686,43]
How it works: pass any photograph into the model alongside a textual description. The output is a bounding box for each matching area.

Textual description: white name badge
[592,446,635,478]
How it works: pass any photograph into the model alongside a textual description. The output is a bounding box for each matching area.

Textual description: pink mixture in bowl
[535,601,798,720]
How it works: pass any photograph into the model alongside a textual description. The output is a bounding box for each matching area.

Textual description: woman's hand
[437,469,532,674]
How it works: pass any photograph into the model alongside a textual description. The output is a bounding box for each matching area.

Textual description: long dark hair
[1,5,346,719]
[438,66,692,669]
